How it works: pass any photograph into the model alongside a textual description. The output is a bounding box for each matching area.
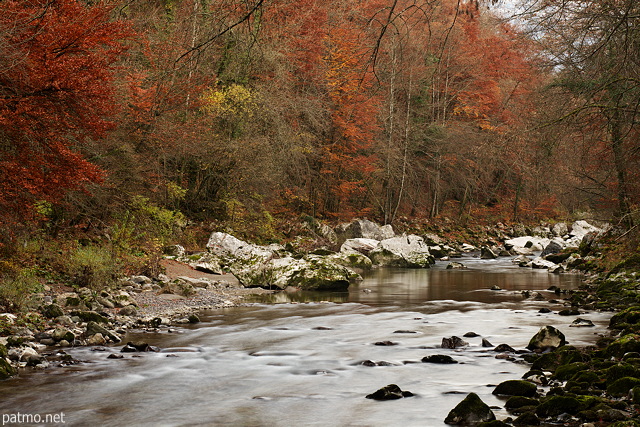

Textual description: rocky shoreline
[1,217,639,426]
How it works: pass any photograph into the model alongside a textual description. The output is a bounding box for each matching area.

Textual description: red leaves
[0,0,134,222]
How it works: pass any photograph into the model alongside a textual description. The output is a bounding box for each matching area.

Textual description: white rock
[340,238,380,255]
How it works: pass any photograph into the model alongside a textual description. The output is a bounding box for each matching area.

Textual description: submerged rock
[447,262,466,269]
[365,384,413,400]
[444,392,496,425]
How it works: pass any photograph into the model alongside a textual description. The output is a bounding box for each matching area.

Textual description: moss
[505,396,540,410]
[606,334,640,358]
[554,362,589,381]
[606,363,640,383]
[536,395,584,417]
[513,412,540,426]
[71,310,109,323]
[607,377,640,397]
[0,358,17,380]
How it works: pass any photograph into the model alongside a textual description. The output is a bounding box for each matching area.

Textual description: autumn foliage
[0,0,132,225]
[2,0,634,245]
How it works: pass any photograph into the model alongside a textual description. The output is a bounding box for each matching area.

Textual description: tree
[518,0,640,224]
[0,0,133,228]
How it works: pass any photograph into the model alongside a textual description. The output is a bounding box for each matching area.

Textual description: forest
[0,0,639,292]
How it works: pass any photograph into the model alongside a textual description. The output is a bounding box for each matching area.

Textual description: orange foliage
[0,0,134,224]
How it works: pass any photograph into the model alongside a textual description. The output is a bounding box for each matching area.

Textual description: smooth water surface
[0,257,611,427]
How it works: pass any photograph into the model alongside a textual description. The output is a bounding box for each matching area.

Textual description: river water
[0,257,612,426]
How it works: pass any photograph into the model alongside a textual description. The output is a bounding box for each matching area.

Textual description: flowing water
[0,257,612,427]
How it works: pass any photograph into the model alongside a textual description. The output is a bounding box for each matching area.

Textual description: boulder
[85,321,121,343]
[481,247,498,259]
[444,393,496,425]
[365,384,413,400]
[552,222,569,237]
[527,326,566,351]
[541,240,564,257]
[493,380,538,397]
[41,304,64,319]
[531,257,559,270]
[52,327,75,343]
[422,354,458,364]
[336,219,394,244]
[369,235,434,268]
[328,251,373,271]
[442,336,468,349]
[206,232,273,264]
[234,255,357,291]
[340,238,380,256]
[504,236,549,252]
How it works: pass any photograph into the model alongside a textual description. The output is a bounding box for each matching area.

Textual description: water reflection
[252,256,583,306]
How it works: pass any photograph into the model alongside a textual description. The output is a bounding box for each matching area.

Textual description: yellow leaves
[201,83,258,118]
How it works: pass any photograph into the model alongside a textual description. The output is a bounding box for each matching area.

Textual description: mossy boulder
[605,334,640,358]
[553,362,589,381]
[445,393,496,425]
[536,395,584,418]
[607,377,640,397]
[72,311,109,323]
[610,307,640,330]
[505,396,540,410]
[513,412,540,426]
[0,358,17,380]
[369,235,435,268]
[234,255,357,291]
[606,363,640,383]
[0,344,7,359]
[41,303,65,319]
[493,380,538,397]
[328,251,373,271]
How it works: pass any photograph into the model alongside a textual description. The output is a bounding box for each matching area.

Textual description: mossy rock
[610,307,640,329]
[553,362,589,381]
[513,411,540,426]
[632,386,640,404]
[571,370,602,385]
[605,334,640,358]
[606,363,640,383]
[0,358,17,380]
[505,396,540,410]
[607,377,640,397]
[536,395,584,417]
[609,254,640,274]
[0,344,7,359]
[72,311,109,323]
[492,380,537,397]
[445,393,496,425]
[41,303,65,319]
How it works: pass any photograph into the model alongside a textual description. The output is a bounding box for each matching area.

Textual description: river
[0,257,611,426]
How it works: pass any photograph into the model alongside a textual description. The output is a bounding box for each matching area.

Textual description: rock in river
[366,384,414,400]
[444,392,495,425]
[526,326,566,351]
